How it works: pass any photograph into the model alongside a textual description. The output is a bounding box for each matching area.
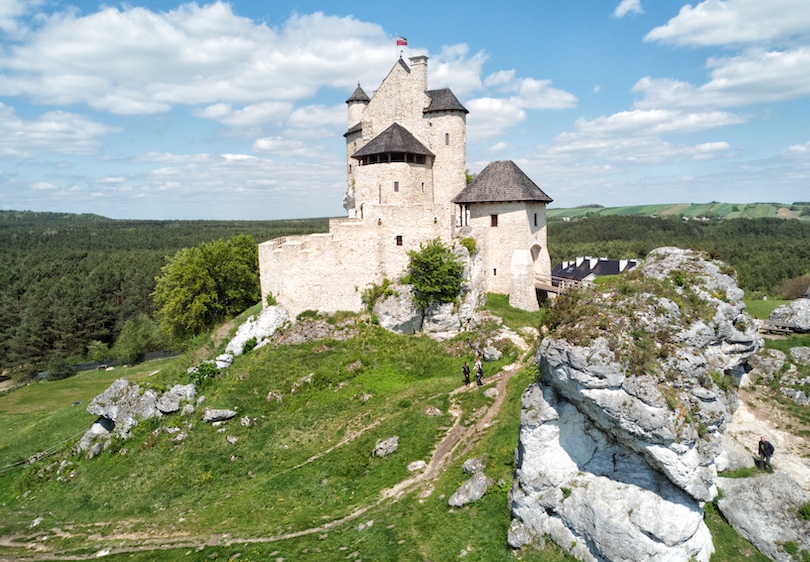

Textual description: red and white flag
[396,35,408,46]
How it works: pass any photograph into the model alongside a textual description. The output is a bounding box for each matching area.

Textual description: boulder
[770,299,810,332]
[202,408,237,423]
[373,436,398,458]
[789,346,810,366]
[422,302,461,341]
[717,472,810,562]
[744,348,787,386]
[225,305,289,356]
[716,433,755,473]
[374,285,422,335]
[76,417,114,454]
[215,353,233,369]
[448,472,488,507]
[462,456,486,474]
[86,378,162,438]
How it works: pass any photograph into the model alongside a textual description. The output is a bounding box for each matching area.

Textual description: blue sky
[0,0,808,219]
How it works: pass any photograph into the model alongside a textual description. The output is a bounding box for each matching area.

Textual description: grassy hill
[547,202,810,221]
[3,295,804,561]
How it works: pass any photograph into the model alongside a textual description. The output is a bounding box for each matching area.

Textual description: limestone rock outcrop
[373,244,485,341]
[225,305,289,356]
[770,298,810,332]
[717,472,810,562]
[511,247,763,561]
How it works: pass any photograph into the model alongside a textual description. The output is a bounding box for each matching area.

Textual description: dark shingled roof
[343,122,362,138]
[345,84,370,104]
[351,123,434,159]
[424,88,468,114]
[452,160,553,204]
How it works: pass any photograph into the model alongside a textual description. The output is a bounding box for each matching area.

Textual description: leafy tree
[406,239,463,310]
[87,340,112,362]
[112,314,168,364]
[153,235,260,339]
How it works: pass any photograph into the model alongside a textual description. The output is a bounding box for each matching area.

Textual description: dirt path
[0,361,526,561]
[727,389,810,491]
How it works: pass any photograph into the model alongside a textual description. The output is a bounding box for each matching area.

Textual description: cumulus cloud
[634,47,810,108]
[547,108,740,163]
[429,43,487,97]
[614,0,643,18]
[646,0,810,46]
[0,4,395,115]
[0,102,119,158]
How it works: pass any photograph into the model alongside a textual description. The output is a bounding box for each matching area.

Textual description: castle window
[396,235,403,246]
[493,268,497,276]
[394,181,399,192]
[491,214,498,227]
[534,213,537,226]
[421,182,424,192]
[445,133,450,145]
[391,152,405,162]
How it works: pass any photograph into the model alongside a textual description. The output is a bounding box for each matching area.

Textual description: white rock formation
[225,305,289,356]
[770,298,810,331]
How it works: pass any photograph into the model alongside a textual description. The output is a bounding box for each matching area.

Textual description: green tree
[112,314,168,364]
[153,235,260,339]
[406,239,464,310]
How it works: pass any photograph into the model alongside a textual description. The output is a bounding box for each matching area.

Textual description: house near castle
[258,55,553,316]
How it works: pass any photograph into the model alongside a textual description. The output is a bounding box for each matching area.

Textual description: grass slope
[547,202,809,221]
[0,300,786,561]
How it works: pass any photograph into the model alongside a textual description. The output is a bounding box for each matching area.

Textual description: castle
[258,55,553,316]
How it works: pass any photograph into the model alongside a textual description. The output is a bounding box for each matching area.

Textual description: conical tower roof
[452,160,552,204]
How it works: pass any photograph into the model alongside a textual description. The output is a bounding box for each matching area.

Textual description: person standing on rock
[474,358,483,387]
[462,361,471,386]
[758,436,775,472]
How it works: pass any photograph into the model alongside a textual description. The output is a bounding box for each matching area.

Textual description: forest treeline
[1,212,808,377]
[548,216,810,295]
[0,211,328,377]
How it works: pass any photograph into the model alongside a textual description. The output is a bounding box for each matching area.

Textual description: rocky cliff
[510,247,763,561]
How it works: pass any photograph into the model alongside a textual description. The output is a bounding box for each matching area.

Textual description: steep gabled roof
[452,160,552,204]
[345,84,370,104]
[351,123,434,159]
[424,88,468,114]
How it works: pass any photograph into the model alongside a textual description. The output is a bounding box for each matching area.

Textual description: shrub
[242,337,257,354]
[296,309,319,321]
[777,275,810,300]
[361,279,395,312]
[188,361,219,388]
[265,292,278,306]
[405,239,463,310]
[798,501,810,521]
[460,237,477,255]
[112,314,168,364]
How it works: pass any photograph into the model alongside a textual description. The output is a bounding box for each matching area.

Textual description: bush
[296,309,319,321]
[405,239,463,310]
[46,355,74,380]
[188,361,219,388]
[798,501,810,521]
[113,314,168,364]
[460,237,477,255]
[777,275,810,300]
[242,337,257,354]
[361,279,395,312]
[265,292,278,306]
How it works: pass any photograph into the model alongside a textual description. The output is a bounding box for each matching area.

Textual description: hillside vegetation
[547,201,810,221]
[0,211,328,377]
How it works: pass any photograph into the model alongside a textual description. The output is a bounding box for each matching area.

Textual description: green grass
[0,360,173,469]
[704,502,770,561]
[743,298,790,319]
[483,293,545,331]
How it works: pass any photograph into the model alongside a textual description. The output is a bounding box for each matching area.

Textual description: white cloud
[518,78,578,110]
[547,108,740,163]
[633,47,810,108]
[429,43,487,97]
[287,104,345,129]
[252,137,314,158]
[614,0,643,18]
[646,0,810,47]
[194,101,293,127]
[0,4,396,115]
[0,102,119,158]
[465,97,527,141]
[31,181,56,190]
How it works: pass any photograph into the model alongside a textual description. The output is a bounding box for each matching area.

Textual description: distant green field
[547,202,808,221]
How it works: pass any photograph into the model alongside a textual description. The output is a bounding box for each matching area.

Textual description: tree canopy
[153,235,261,339]
[406,239,464,310]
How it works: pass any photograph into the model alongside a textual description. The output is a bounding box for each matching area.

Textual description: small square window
[491,214,498,227]
[396,235,403,246]
[394,181,399,192]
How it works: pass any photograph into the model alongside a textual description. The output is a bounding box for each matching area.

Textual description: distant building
[258,55,553,315]
[552,257,638,289]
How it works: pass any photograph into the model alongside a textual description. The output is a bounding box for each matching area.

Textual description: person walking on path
[474,359,483,387]
[758,436,775,472]
[462,361,470,386]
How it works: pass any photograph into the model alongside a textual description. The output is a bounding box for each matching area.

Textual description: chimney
[409,55,428,92]
[619,259,628,272]
[575,257,584,267]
